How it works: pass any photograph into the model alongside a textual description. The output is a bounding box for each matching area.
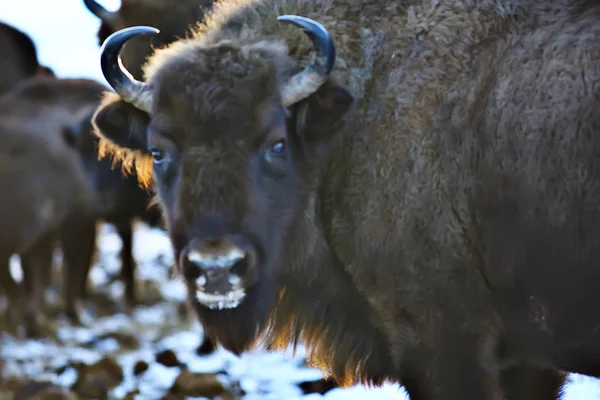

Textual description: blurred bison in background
[84,0,215,80]
[0,110,95,337]
[0,21,55,95]
[93,0,600,398]
[63,107,163,320]
[0,78,161,325]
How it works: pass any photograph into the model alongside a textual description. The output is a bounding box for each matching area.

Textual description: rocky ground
[0,222,407,400]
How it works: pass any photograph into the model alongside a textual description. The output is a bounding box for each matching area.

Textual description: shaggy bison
[92,0,600,398]
[0,22,55,95]
[0,111,95,336]
[63,106,163,319]
[84,0,215,80]
[0,78,161,322]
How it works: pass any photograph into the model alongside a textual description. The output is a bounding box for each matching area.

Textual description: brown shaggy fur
[93,0,600,398]
[0,77,107,137]
[63,105,164,322]
[0,78,104,329]
[91,0,216,80]
[0,78,162,324]
[0,111,95,336]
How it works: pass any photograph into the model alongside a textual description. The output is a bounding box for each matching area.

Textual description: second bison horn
[83,0,117,25]
[277,15,336,107]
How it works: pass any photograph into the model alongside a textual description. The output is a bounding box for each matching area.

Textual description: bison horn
[276,15,336,107]
[83,0,117,24]
[100,26,159,113]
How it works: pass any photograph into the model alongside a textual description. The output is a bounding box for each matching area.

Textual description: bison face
[93,19,355,353]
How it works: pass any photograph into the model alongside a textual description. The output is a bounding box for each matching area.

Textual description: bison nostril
[230,256,249,278]
[205,237,221,247]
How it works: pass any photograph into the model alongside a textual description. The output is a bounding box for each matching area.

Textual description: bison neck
[265,192,400,386]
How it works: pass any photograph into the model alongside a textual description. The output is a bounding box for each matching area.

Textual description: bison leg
[500,364,566,400]
[196,335,217,355]
[0,254,17,301]
[61,216,97,324]
[115,220,137,306]
[19,232,55,337]
[37,243,57,295]
[409,332,504,400]
[0,253,19,333]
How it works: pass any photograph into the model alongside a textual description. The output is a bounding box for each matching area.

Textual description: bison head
[83,0,117,42]
[93,17,355,352]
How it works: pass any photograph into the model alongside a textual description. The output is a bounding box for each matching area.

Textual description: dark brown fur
[64,107,163,316]
[0,78,161,323]
[0,22,55,96]
[0,112,95,336]
[92,0,600,398]
[90,0,215,80]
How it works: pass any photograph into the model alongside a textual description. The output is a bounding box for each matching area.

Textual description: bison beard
[169,220,279,353]
[188,279,275,354]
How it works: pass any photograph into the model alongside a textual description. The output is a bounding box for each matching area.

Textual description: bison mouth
[182,243,276,354]
[194,289,246,310]
[193,275,247,310]
[184,248,256,310]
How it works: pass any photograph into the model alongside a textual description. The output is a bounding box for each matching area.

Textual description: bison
[62,107,163,317]
[91,0,600,398]
[0,108,95,337]
[0,21,55,96]
[0,78,161,323]
[83,0,215,80]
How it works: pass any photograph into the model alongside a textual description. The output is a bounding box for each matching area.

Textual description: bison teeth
[196,275,207,287]
[195,288,246,310]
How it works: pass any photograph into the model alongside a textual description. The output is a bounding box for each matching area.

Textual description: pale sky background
[2,1,600,398]
[0,0,120,83]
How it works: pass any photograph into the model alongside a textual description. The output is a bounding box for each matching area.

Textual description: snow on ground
[1,1,600,399]
[1,223,598,399]
[1,223,410,399]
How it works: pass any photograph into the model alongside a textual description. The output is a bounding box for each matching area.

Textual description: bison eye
[150,148,166,164]
[262,138,287,170]
[270,140,285,154]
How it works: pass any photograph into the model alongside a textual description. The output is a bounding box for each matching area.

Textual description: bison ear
[294,84,355,151]
[92,94,150,153]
